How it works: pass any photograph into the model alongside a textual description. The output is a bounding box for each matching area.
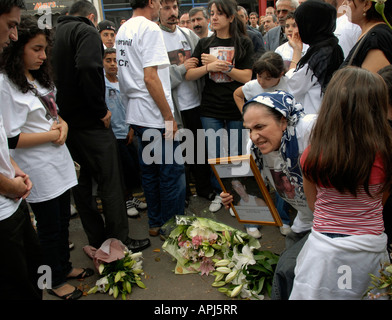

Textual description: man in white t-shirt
[116,0,186,239]
[0,0,42,300]
[159,0,215,208]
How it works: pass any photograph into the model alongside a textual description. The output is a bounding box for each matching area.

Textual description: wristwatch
[223,65,234,73]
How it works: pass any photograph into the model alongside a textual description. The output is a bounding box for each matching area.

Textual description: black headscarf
[294,0,344,93]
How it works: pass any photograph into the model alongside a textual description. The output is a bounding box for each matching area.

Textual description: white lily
[232,244,256,269]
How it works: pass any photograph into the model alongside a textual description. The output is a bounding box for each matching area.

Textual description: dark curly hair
[0,15,54,94]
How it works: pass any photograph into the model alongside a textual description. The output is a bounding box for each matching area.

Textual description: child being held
[233,51,288,112]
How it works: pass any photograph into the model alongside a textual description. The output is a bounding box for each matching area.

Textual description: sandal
[47,287,83,300]
[67,267,94,280]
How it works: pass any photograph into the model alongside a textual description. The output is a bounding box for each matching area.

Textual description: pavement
[42,190,287,302]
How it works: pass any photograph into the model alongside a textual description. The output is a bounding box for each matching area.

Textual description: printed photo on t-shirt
[167,48,192,66]
[209,46,235,83]
[38,91,58,122]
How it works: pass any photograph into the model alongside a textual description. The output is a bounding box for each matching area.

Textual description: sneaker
[127,197,147,210]
[246,227,262,239]
[126,202,139,217]
[279,224,291,236]
[209,195,222,212]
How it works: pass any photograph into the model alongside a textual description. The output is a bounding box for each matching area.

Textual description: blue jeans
[132,125,186,229]
[275,193,291,225]
[200,116,246,193]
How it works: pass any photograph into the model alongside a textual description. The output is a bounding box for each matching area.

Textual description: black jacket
[52,15,108,128]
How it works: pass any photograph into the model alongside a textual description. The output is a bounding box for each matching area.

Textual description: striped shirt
[301,147,385,236]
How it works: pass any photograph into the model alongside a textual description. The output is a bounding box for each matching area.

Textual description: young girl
[292,66,392,299]
[0,15,93,300]
[233,51,288,112]
[185,0,254,213]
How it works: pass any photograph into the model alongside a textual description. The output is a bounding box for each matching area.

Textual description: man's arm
[144,66,178,139]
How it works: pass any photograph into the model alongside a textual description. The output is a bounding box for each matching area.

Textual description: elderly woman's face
[243,104,287,154]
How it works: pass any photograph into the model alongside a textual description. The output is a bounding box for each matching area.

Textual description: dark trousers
[30,190,72,288]
[66,126,129,248]
[180,107,214,197]
[0,201,43,300]
[116,138,142,197]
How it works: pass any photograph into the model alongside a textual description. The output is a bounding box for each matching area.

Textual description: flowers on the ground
[162,216,279,299]
[88,250,146,300]
[366,262,392,299]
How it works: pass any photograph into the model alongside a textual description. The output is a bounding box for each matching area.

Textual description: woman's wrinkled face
[243,104,287,154]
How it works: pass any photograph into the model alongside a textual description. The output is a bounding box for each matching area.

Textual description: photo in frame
[209,154,282,226]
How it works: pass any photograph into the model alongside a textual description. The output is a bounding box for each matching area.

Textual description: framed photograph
[209,154,282,226]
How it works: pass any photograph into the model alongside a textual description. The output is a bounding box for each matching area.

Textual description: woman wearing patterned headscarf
[220,90,317,299]
[285,0,344,114]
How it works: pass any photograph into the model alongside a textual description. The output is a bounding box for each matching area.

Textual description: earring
[363,11,366,16]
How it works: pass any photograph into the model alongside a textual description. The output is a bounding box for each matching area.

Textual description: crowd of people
[0,0,391,301]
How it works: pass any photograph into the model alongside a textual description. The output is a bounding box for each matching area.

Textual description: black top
[51,15,108,129]
[341,24,392,68]
[192,36,254,120]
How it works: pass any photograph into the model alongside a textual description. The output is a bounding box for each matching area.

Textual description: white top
[275,42,309,70]
[242,76,289,101]
[161,27,200,111]
[0,113,22,221]
[334,14,362,59]
[0,74,77,203]
[116,16,174,128]
[286,65,322,115]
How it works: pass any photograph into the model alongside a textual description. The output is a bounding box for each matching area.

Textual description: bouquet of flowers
[211,245,279,299]
[162,216,279,299]
[366,262,392,300]
[87,239,146,300]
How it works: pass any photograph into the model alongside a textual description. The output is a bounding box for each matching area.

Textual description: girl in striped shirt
[290,66,392,300]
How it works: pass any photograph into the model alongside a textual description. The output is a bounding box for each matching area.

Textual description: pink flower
[192,235,203,248]
[200,257,215,276]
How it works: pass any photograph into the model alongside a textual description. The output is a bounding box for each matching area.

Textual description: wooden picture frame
[209,154,282,226]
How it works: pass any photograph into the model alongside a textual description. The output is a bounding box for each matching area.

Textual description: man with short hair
[237,6,265,65]
[189,6,212,38]
[0,0,43,300]
[266,6,276,16]
[52,0,151,253]
[179,12,191,29]
[97,19,116,48]
[249,11,259,29]
[262,14,278,34]
[116,0,186,238]
[264,0,298,51]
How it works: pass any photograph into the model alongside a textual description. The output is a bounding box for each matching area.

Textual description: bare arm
[144,66,177,139]
[303,176,317,212]
[0,158,32,200]
[233,86,246,112]
[361,49,390,73]
[16,130,60,148]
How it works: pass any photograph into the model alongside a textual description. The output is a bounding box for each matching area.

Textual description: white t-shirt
[242,76,289,101]
[248,114,317,233]
[275,42,309,70]
[0,114,21,221]
[286,65,322,115]
[161,28,200,111]
[116,16,174,128]
[0,74,77,203]
[334,14,362,59]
